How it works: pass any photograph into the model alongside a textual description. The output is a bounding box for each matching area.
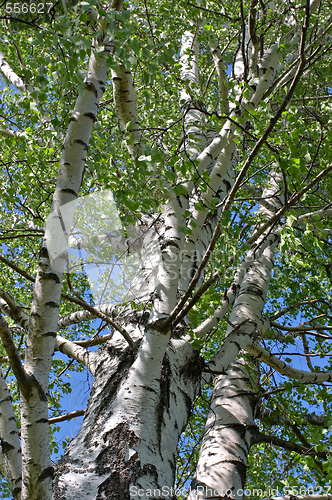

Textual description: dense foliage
[1,0,332,498]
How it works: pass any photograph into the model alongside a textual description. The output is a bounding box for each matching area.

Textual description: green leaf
[173,185,187,196]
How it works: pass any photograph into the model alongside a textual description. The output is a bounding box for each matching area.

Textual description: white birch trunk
[20,46,108,500]
[188,172,283,499]
[187,359,256,500]
[52,327,201,500]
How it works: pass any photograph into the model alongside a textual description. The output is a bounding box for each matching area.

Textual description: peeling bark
[188,359,256,500]
[53,328,201,499]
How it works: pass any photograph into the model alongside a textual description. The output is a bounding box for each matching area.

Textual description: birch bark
[0,369,21,499]
[188,359,256,500]
[19,45,109,500]
[53,327,202,500]
[188,172,283,499]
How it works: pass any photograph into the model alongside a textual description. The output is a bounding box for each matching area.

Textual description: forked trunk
[53,327,202,499]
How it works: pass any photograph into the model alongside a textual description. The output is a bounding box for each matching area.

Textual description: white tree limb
[0,369,22,500]
[55,335,97,375]
[297,206,332,223]
[245,340,332,383]
[58,303,119,329]
[188,359,256,500]
[111,64,143,157]
[0,290,29,330]
[209,39,229,115]
[0,49,33,94]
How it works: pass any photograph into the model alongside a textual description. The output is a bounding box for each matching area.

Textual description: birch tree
[1,0,332,499]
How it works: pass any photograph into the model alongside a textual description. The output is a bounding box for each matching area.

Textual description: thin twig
[0,254,137,351]
[49,409,85,424]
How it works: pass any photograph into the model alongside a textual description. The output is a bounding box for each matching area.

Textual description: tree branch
[251,428,326,458]
[245,339,332,383]
[0,254,136,350]
[55,335,97,374]
[209,39,229,116]
[58,303,119,329]
[0,369,22,499]
[0,314,30,397]
[0,289,29,330]
[270,299,323,320]
[48,409,85,425]
[165,38,315,324]
[59,292,137,351]
[0,49,33,93]
[111,64,143,158]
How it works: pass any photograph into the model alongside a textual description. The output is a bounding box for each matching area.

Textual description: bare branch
[245,339,332,383]
[0,314,30,396]
[48,410,85,425]
[0,289,29,330]
[251,428,326,458]
[270,299,323,320]
[0,254,136,350]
